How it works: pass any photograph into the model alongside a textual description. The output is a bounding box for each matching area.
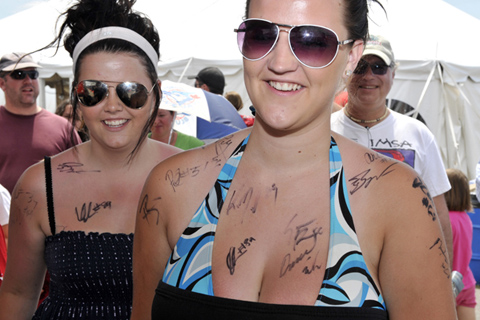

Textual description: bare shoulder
[138,129,250,247]
[147,129,251,188]
[147,138,183,159]
[333,132,420,198]
[9,154,54,234]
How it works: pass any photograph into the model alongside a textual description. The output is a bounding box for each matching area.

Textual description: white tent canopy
[0,0,250,112]
[1,0,480,178]
[367,0,480,179]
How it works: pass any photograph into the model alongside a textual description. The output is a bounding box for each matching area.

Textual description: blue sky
[1,0,479,20]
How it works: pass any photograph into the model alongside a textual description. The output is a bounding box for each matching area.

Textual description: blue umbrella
[160,80,246,140]
[196,90,246,140]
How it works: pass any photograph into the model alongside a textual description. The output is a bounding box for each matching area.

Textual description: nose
[267,29,298,73]
[103,86,124,112]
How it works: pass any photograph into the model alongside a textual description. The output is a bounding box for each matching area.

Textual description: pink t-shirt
[0,106,81,194]
[449,211,476,290]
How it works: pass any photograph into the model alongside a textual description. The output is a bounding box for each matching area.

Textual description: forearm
[0,290,39,319]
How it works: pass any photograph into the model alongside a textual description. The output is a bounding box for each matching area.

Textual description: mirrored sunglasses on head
[353,59,391,75]
[75,80,156,109]
[8,70,39,80]
[234,18,353,69]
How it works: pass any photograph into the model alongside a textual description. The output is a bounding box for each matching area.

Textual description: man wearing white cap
[0,53,81,194]
[331,36,453,268]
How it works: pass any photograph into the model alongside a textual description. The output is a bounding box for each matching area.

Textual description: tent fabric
[1,0,480,179]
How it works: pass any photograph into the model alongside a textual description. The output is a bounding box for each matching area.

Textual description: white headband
[72,26,159,74]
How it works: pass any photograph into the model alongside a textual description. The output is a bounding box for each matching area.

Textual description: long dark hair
[44,0,161,161]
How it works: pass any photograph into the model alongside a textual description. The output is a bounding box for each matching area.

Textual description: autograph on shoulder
[14,189,38,216]
[226,237,256,275]
[213,138,233,166]
[429,238,450,278]
[412,177,436,221]
[364,152,389,164]
[75,201,112,223]
[140,194,161,225]
[349,163,397,195]
[57,162,101,174]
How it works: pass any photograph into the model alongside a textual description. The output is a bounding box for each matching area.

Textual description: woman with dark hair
[132,0,456,319]
[0,0,179,318]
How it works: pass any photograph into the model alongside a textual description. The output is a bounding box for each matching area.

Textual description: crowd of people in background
[0,0,476,319]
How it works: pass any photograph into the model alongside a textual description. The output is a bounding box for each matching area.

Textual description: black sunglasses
[9,70,39,80]
[75,80,156,109]
[353,59,391,75]
[234,18,353,69]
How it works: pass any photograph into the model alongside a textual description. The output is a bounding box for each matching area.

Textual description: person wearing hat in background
[0,53,81,304]
[189,66,226,95]
[0,53,82,195]
[331,35,454,269]
[186,67,247,141]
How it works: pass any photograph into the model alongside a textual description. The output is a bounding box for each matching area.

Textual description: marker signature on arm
[139,194,162,225]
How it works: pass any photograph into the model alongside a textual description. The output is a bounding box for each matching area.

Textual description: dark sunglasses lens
[354,60,389,75]
[116,82,148,109]
[371,63,389,75]
[237,20,278,60]
[10,70,39,80]
[77,80,108,107]
[290,26,339,68]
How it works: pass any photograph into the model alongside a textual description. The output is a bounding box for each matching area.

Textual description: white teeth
[104,119,127,127]
[269,81,302,92]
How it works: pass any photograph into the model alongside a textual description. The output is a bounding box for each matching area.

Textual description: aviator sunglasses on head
[75,80,156,109]
[234,18,353,69]
[9,70,39,80]
[353,59,391,75]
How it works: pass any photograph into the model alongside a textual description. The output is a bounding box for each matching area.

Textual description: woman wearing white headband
[0,0,180,319]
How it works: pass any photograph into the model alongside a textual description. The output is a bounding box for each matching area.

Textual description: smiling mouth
[360,85,378,89]
[103,119,128,127]
[269,81,303,92]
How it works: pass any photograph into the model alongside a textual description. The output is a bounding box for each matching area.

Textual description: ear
[200,83,210,92]
[345,39,364,75]
[0,77,6,91]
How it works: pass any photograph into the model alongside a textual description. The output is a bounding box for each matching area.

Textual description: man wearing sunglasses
[331,35,453,269]
[0,52,81,195]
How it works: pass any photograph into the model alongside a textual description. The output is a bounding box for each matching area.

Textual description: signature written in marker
[75,201,111,223]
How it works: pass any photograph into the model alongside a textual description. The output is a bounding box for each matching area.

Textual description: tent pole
[178,57,194,82]
[413,62,436,120]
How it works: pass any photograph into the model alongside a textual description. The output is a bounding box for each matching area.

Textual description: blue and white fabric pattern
[162,135,386,310]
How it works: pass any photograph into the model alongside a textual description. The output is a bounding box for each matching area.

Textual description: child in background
[445,168,477,320]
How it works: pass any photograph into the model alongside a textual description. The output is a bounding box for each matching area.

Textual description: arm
[433,194,453,269]
[379,172,456,319]
[131,167,174,320]
[0,168,48,319]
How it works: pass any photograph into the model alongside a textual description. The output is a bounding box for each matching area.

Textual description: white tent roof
[369,0,480,68]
